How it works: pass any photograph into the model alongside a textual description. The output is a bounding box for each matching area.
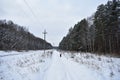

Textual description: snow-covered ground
[0,50,120,80]
[62,51,120,80]
[0,50,53,80]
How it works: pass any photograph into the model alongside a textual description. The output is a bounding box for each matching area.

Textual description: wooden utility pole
[43,30,47,53]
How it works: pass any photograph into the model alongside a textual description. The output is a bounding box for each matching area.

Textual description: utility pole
[43,30,47,53]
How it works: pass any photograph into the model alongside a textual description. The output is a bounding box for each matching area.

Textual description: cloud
[0,0,107,46]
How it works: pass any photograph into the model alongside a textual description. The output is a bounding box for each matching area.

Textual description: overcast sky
[0,0,107,46]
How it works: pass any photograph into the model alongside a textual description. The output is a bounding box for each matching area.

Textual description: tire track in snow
[41,52,68,80]
[61,57,81,80]
[59,57,74,80]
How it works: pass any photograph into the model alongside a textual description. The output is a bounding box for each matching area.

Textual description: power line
[23,0,37,18]
[23,0,45,28]
[22,0,47,40]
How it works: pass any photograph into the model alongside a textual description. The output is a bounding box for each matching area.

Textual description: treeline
[59,0,120,54]
[0,20,52,50]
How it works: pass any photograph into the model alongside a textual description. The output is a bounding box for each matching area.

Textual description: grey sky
[0,0,107,46]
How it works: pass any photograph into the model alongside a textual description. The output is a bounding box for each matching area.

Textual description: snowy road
[1,50,119,80]
[41,51,102,80]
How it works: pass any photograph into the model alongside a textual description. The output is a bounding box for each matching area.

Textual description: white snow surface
[0,50,120,80]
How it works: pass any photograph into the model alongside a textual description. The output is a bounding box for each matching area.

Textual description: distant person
[60,54,62,57]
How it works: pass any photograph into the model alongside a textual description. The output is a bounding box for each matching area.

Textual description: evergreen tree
[94,0,120,53]
[59,19,89,51]
[59,0,120,55]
